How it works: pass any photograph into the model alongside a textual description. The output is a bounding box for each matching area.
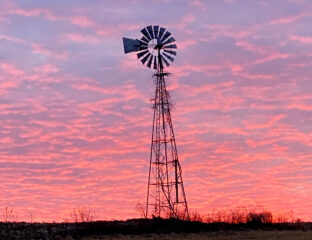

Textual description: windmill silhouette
[123,25,189,220]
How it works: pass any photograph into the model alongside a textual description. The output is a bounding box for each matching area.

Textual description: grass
[81,230,312,240]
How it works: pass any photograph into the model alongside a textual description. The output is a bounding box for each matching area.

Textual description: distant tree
[1,206,18,222]
[65,207,93,223]
[28,210,35,223]
[135,202,146,218]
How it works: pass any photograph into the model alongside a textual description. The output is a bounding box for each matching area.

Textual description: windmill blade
[137,50,149,59]
[139,45,148,51]
[153,25,159,39]
[162,37,175,46]
[157,37,162,46]
[163,52,175,62]
[158,27,166,41]
[147,25,155,39]
[147,54,153,68]
[164,44,177,49]
[164,49,176,56]
[137,43,148,51]
[160,54,170,67]
[140,37,149,44]
[138,39,148,47]
[141,28,152,41]
[153,56,157,70]
[141,53,151,65]
[160,31,171,43]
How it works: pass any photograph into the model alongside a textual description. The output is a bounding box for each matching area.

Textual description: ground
[81,231,312,240]
[1,219,311,239]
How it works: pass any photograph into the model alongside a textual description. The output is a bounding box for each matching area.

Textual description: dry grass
[81,230,312,240]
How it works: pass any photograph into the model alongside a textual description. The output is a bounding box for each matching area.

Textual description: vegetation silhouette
[0,217,310,239]
[0,205,310,239]
[63,207,93,223]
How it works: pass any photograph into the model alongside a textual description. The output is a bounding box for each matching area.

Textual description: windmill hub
[155,43,164,50]
[147,41,160,56]
[148,42,156,49]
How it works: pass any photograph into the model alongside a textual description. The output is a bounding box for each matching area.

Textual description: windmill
[123,25,189,220]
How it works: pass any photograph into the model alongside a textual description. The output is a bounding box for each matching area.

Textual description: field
[83,231,312,240]
[1,219,311,239]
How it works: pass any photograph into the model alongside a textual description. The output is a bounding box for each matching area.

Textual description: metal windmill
[123,25,189,220]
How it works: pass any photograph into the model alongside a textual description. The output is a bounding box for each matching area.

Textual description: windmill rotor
[123,25,177,70]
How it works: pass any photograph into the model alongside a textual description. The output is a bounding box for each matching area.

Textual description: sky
[0,0,311,222]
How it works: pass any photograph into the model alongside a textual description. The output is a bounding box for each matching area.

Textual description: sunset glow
[0,0,311,222]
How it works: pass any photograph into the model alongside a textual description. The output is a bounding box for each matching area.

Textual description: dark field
[1,218,311,240]
[85,231,312,240]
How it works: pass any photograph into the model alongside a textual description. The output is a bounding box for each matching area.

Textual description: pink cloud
[10,8,51,17]
[31,42,68,60]
[63,33,100,44]
[70,16,95,27]
[191,0,206,8]
[9,7,59,21]
[252,53,291,64]
[0,62,24,76]
[177,40,197,50]
[168,13,196,31]
[290,35,312,44]
[95,23,139,37]
[244,114,286,130]
[72,82,146,102]
[0,34,27,44]
[236,41,269,55]
[34,64,59,75]
[202,24,251,42]
[270,11,311,25]
[171,63,223,75]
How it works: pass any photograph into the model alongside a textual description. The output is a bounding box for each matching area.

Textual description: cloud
[269,11,312,25]
[31,42,68,60]
[177,40,198,50]
[0,62,24,76]
[63,33,100,44]
[290,35,312,44]
[0,34,27,44]
[0,0,311,222]
[70,16,95,28]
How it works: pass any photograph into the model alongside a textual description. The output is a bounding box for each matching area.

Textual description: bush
[64,207,93,223]
[246,211,273,224]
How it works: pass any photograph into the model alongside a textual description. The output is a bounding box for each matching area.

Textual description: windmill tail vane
[122,25,189,220]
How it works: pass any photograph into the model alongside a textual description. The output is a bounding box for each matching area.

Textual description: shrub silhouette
[201,205,292,224]
[189,210,203,222]
[64,207,93,223]
[135,202,146,218]
[1,206,18,222]
[246,211,273,224]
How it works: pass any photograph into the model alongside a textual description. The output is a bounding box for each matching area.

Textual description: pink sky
[0,0,311,222]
